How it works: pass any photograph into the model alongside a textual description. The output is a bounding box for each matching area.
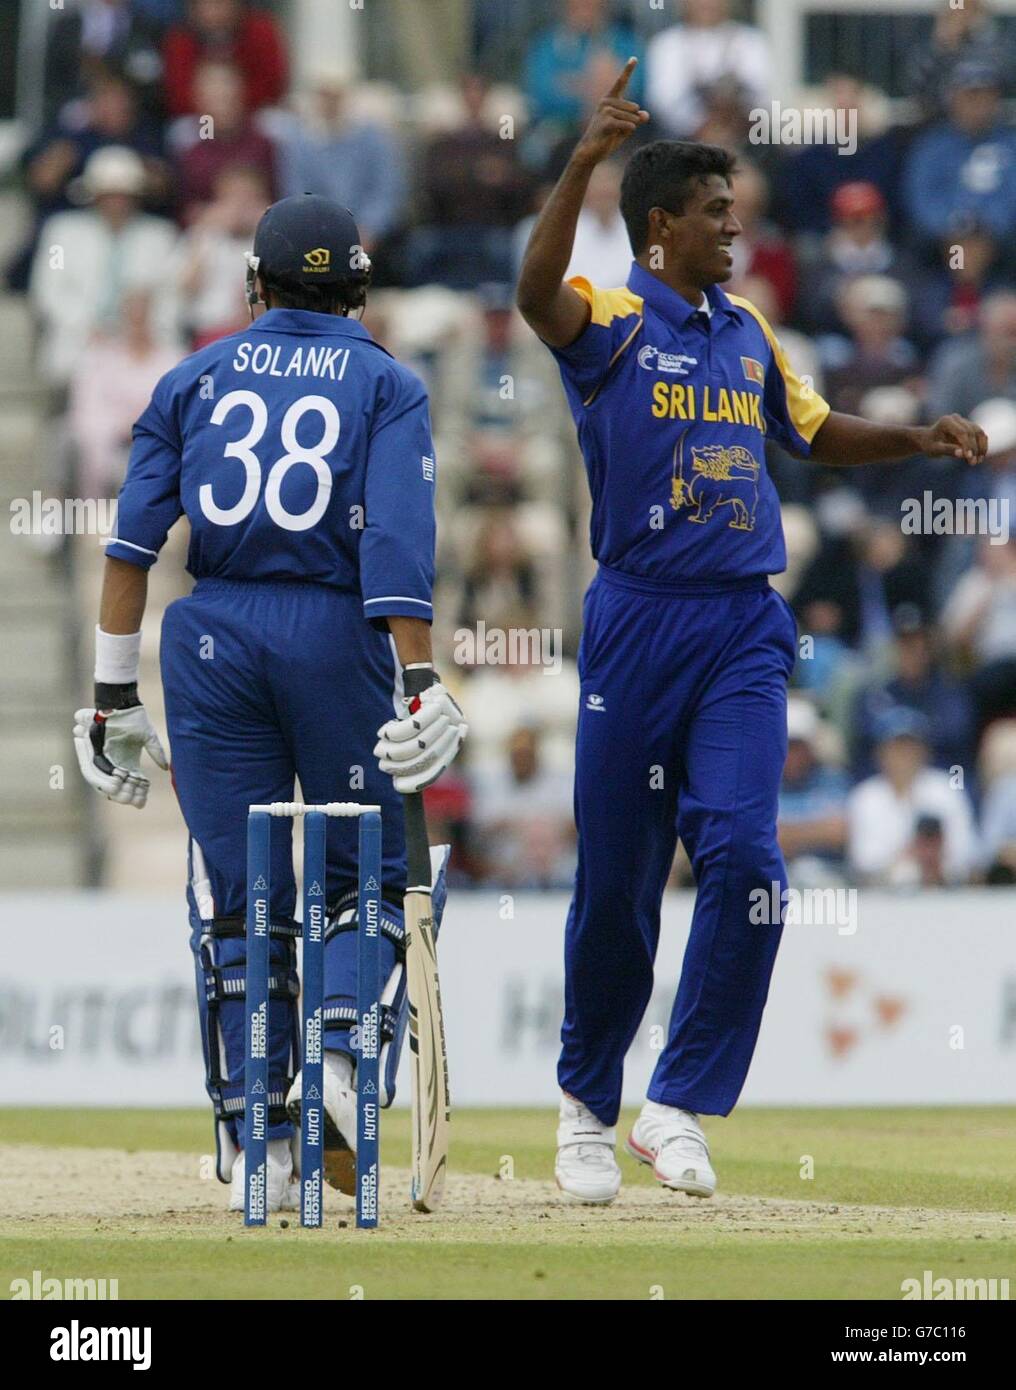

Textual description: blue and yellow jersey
[548,261,830,585]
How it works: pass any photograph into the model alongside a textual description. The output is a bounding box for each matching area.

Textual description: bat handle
[401,665,434,890]
[402,792,431,890]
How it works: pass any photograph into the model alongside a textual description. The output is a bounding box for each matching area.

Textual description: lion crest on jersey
[670,435,760,531]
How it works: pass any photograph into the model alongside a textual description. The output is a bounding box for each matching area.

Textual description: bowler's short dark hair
[620,141,737,254]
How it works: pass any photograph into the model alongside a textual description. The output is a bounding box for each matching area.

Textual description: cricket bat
[401,678,450,1211]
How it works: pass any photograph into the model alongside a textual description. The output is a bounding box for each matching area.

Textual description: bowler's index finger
[608,56,638,98]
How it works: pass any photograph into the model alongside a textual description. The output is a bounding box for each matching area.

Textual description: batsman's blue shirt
[108,308,437,627]
[550,261,830,584]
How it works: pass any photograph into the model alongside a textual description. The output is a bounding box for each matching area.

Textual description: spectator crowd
[11,0,1016,889]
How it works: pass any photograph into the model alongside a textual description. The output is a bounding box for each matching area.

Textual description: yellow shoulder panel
[726,293,830,444]
[567,276,643,327]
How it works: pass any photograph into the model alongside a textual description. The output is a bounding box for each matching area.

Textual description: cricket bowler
[72,194,467,1212]
[516,59,987,1203]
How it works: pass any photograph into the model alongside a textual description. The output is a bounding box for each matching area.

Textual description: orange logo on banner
[825,966,858,998]
[823,968,907,1060]
[873,995,906,1028]
[825,1025,859,1058]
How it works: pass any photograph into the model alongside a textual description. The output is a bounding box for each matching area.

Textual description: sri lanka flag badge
[741,356,765,386]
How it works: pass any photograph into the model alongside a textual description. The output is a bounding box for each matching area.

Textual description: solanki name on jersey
[232,340,352,381]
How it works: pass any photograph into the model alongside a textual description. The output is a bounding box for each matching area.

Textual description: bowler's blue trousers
[559,566,797,1124]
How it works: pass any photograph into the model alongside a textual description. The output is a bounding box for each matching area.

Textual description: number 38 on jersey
[199,389,340,533]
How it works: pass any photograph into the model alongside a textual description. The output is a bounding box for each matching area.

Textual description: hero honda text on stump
[244,802,382,1230]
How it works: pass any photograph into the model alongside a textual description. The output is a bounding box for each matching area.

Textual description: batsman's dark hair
[260,269,370,316]
[620,141,737,254]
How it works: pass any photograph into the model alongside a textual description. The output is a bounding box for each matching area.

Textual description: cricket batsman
[516,59,987,1204]
[72,195,467,1212]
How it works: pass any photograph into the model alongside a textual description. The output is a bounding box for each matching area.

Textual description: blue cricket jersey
[108,308,437,628]
[550,261,830,584]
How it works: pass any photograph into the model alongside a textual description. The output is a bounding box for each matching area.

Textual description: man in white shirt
[646,0,771,139]
[471,725,576,887]
[30,146,178,385]
[565,160,633,286]
[847,708,977,886]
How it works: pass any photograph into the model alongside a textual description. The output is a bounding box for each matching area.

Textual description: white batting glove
[73,703,169,809]
[374,683,468,794]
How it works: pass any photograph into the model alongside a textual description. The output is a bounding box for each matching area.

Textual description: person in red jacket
[174,61,277,221]
[163,0,288,117]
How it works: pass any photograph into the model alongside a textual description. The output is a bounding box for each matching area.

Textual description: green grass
[7,1105,1012,1211]
[3,1107,1015,1300]
[5,1233,1014,1301]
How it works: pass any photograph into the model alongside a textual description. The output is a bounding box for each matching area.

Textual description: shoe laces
[658,1117,708,1160]
[561,1097,614,1164]
[567,1141,615,1168]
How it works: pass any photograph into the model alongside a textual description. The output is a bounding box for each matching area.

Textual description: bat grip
[402,664,434,890]
[402,793,430,890]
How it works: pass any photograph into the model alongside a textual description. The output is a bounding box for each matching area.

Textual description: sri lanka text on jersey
[650,382,766,430]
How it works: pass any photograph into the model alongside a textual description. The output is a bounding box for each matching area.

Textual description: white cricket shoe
[626,1101,716,1197]
[286,1051,358,1195]
[229,1137,300,1213]
[555,1093,622,1205]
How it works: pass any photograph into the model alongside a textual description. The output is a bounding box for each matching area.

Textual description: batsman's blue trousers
[559,566,798,1124]
[160,579,405,1141]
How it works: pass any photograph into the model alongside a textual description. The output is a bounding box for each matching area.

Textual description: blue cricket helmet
[246,193,371,299]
